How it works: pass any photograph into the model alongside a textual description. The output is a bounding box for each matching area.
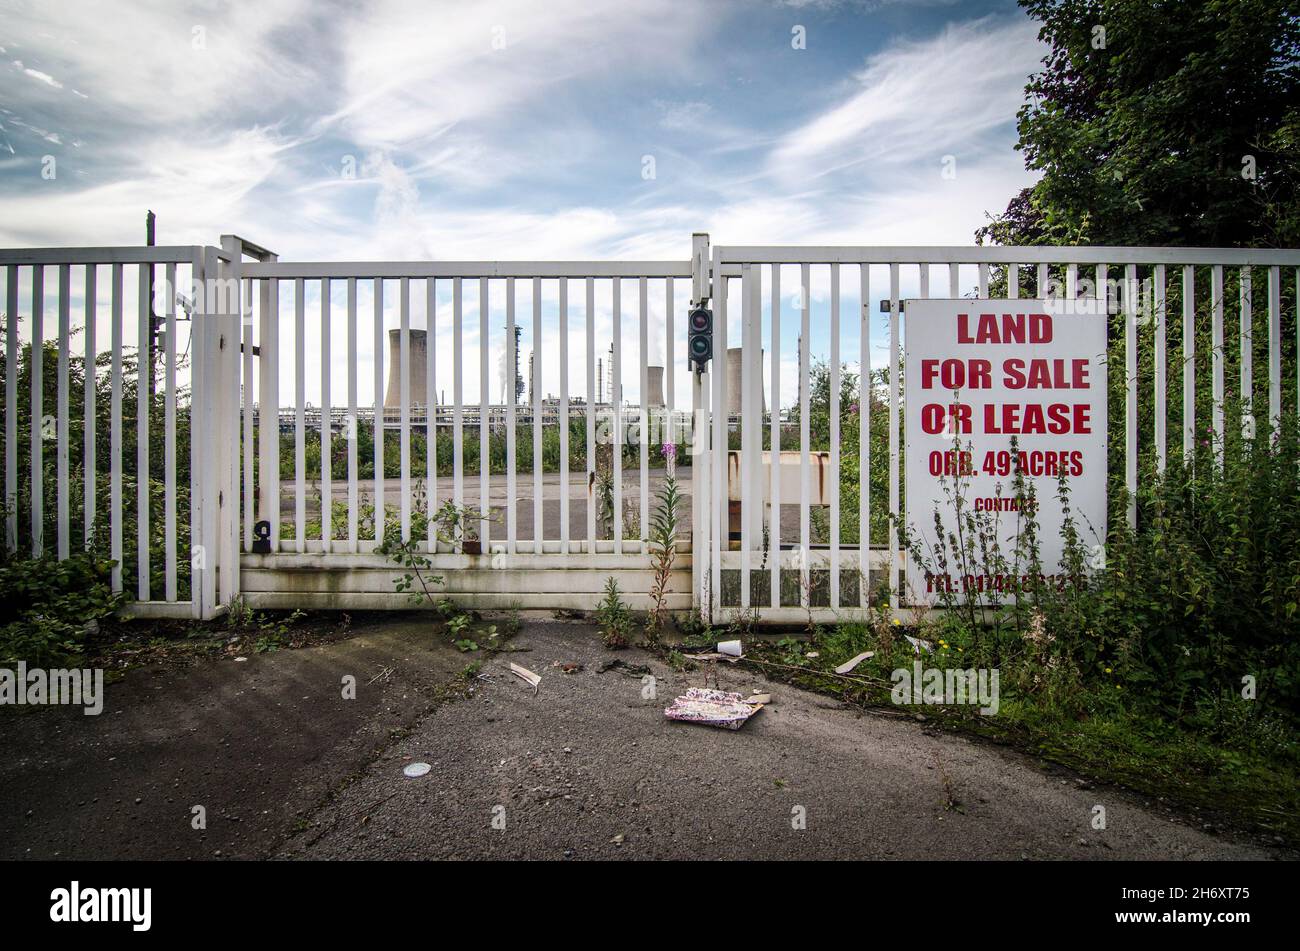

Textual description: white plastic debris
[904,635,934,655]
[835,651,875,674]
[717,639,743,657]
[403,762,431,778]
[510,662,542,693]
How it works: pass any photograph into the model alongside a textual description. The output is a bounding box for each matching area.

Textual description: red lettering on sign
[956,313,1053,344]
[920,358,993,389]
[1002,358,1091,389]
[983,403,1092,435]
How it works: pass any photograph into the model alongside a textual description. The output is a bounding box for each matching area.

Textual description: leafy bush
[906,416,1300,722]
[0,551,123,667]
[1049,418,1300,717]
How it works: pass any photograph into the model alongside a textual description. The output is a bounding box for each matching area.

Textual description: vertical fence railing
[1,246,214,616]
[233,261,691,572]
[706,245,1300,623]
[559,279,570,554]
[424,276,436,554]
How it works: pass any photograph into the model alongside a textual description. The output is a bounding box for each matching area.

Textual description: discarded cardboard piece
[664,688,764,730]
[834,651,875,674]
[510,662,542,693]
[686,651,744,663]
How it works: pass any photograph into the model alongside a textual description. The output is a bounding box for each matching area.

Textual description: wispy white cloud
[655,99,714,131]
[769,15,1040,182]
[0,0,1042,277]
[0,126,288,246]
[13,60,63,88]
[774,0,963,10]
[324,0,715,152]
[0,0,321,125]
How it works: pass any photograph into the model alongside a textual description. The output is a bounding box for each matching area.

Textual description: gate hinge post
[692,232,711,305]
[216,234,243,610]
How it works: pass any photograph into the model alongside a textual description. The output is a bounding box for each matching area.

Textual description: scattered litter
[510,662,542,693]
[610,833,625,845]
[403,762,431,778]
[904,635,934,655]
[805,651,820,659]
[687,651,744,663]
[367,665,395,685]
[553,661,584,675]
[717,639,743,657]
[748,691,772,705]
[233,657,247,662]
[598,659,652,678]
[834,651,875,674]
[664,688,764,731]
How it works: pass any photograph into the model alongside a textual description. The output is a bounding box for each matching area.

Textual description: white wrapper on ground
[664,688,762,730]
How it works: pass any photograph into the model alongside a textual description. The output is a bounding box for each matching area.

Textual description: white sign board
[903,299,1107,604]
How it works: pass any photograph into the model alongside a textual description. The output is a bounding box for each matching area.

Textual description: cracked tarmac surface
[1,616,1286,861]
[281,621,1281,861]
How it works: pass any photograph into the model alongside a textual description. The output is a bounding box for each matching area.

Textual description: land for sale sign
[903,299,1108,604]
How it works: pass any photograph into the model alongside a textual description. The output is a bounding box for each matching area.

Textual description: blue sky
[0,0,1046,408]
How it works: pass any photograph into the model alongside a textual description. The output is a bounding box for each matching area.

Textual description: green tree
[980,0,1300,248]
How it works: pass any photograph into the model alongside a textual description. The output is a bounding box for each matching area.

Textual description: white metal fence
[702,245,1300,624]
[3,237,1297,622]
[2,245,207,618]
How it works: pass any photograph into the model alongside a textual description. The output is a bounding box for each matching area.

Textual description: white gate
[226,237,701,616]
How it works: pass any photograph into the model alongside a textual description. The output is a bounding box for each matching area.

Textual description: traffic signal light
[688,306,712,372]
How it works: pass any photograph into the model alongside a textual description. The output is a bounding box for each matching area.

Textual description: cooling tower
[384,328,429,408]
[725,347,765,415]
[646,366,665,407]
